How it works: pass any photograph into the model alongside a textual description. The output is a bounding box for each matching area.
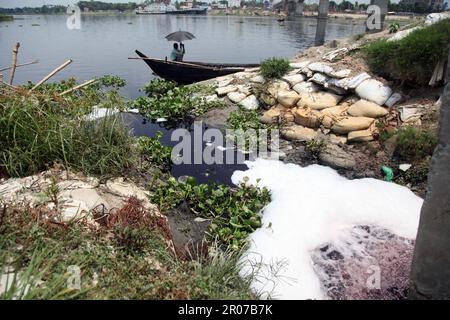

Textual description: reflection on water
[0,14,366,97]
[120,112,248,186]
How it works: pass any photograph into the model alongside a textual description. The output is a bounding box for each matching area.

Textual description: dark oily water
[1,14,365,98]
[120,112,248,186]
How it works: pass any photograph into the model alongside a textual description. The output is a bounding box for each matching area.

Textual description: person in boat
[170,43,185,62]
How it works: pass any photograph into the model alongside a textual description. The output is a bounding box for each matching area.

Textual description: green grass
[0,77,135,178]
[260,58,292,80]
[0,200,257,300]
[365,19,450,85]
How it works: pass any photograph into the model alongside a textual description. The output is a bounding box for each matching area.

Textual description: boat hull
[135,50,259,85]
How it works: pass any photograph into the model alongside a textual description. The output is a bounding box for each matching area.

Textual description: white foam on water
[231,159,423,300]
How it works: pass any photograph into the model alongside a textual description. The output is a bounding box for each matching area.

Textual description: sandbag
[347,99,388,118]
[355,79,393,105]
[331,116,375,134]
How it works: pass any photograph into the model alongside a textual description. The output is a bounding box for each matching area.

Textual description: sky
[0,0,379,9]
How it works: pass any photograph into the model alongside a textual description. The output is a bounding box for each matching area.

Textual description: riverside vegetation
[0,77,271,299]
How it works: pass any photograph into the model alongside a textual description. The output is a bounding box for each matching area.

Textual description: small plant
[305,139,323,158]
[394,127,437,161]
[260,57,291,80]
[376,120,396,143]
[151,177,271,251]
[227,108,264,131]
[389,22,400,34]
[143,79,177,97]
[137,132,172,168]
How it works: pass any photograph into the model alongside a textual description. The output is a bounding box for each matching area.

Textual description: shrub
[394,127,437,161]
[0,81,135,177]
[389,22,400,34]
[260,57,292,80]
[365,19,450,85]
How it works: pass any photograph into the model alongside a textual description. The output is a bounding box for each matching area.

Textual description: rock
[347,99,389,118]
[355,79,393,106]
[282,74,306,87]
[293,82,321,94]
[215,86,237,97]
[281,125,318,141]
[384,134,399,159]
[293,107,322,128]
[331,117,375,134]
[239,95,259,110]
[267,81,290,98]
[217,78,233,87]
[289,61,311,69]
[385,92,403,108]
[250,75,265,84]
[308,62,334,76]
[227,91,247,103]
[277,90,301,108]
[399,164,412,172]
[347,129,374,142]
[298,92,343,110]
[319,144,356,170]
[425,12,450,25]
[259,93,277,106]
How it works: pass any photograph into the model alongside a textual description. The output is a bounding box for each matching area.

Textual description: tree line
[0,2,139,14]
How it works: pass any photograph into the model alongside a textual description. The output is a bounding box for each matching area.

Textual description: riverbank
[0,14,14,22]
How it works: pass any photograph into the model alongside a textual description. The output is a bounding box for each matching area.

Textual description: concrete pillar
[409,52,450,299]
[295,1,304,16]
[314,0,329,46]
[366,0,388,33]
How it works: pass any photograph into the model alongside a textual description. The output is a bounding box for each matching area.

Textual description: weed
[133,80,223,120]
[260,58,292,80]
[305,139,323,158]
[151,177,271,251]
[137,132,172,169]
[365,19,450,85]
[394,127,437,161]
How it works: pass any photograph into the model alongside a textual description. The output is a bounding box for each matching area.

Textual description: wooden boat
[134,50,259,85]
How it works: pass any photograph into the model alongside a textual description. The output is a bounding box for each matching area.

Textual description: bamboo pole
[0,60,39,72]
[9,42,20,85]
[30,59,72,92]
[59,79,97,96]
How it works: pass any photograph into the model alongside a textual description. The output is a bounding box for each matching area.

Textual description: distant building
[399,0,445,10]
[228,0,241,8]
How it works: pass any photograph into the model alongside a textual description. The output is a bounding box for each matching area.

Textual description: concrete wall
[409,53,450,299]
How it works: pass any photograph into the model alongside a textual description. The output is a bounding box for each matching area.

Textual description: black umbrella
[165,30,196,43]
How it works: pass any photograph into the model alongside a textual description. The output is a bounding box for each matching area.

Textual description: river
[0,13,366,97]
